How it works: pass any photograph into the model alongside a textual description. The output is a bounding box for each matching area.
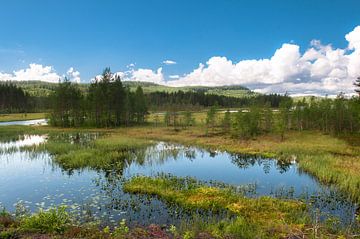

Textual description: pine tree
[222,109,231,133]
[205,105,218,134]
[134,86,147,123]
[355,77,360,97]
[164,111,171,126]
[183,111,194,128]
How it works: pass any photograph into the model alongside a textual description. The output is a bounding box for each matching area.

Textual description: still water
[0,134,358,227]
[0,119,47,126]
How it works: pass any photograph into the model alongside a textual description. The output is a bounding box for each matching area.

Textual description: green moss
[123,175,308,238]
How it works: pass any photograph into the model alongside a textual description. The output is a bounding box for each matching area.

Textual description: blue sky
[0,0,360,95]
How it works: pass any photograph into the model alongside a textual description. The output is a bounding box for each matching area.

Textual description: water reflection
[231,154,292,174]
[0,135,47,153]
[0,134,358,229]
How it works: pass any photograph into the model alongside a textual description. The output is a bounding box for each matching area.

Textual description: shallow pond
[0,119,47,126]
[0,134,358,228]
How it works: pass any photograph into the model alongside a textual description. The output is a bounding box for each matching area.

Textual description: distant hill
[0,80,257,98]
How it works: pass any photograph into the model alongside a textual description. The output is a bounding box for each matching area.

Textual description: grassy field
[0,112,46,122]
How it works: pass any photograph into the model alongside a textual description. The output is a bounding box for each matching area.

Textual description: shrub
[20,206,70,234]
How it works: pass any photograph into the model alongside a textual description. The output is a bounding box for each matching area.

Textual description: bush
[20,206,70,234]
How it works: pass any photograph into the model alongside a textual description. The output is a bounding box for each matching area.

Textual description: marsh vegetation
[0,129,359,238]
[1,73,360,238]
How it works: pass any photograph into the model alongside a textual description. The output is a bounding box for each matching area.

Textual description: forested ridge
[0,68,289,114]
[0,83,50,113]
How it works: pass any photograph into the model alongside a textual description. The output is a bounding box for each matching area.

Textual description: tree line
[49,68,147,127]
[0,83,52,113]
[196,94,360,139]
[147,91,290,111]
[0,83,31,113]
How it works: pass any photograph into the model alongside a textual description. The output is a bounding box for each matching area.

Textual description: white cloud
[2,26,360,96]
[0,64,82,83]
[162,60,177,65]
[169,75,180,79]
[0,64,61,83]
[66,67,81,83]
[160,26,360,96]
[129,67,164,84]
[123,25,359,96]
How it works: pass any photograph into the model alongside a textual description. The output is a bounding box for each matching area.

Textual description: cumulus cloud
[169,75,180,79]
[0,63,61,83]
[66,67,81,83]
[129,67,164,84]
[122,25,360,96]
[0,64,81,83]
[162,60,177,65]
[3,26,360,96]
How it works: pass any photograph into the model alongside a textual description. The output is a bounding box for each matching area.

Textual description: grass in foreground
[0,206,177,239]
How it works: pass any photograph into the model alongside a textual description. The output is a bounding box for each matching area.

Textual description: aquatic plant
[123,175,309,238]
[19,206,71,234]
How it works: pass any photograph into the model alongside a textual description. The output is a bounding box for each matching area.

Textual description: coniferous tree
[164,111,171,126]
[354,77,360,97]
[50,77,82,127]
[134,86,147,123]
[183,111,194,128]
[263,103,273,133]
[222,110,231,133]
[205,105,218,134]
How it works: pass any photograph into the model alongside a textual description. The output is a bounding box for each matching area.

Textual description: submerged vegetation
[32,133,153,172]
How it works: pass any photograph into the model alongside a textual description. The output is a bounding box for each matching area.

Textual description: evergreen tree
[50,77,83,127]
[205,105,218,134]
[134,86,147,123]
[222,110,231,133]
[354,77,360,97]
[277,97,293,141]
[263,103,273,133]
[183,111,194,128]
[164,111,171,126]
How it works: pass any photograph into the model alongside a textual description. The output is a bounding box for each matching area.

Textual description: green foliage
[205,105,218,133]
[0,229,16,239]
[49,77,83,127]
[123,175,309,238]
[234,107,261,138]
[164,111,170,126]
[263,103,273,133]
[36,133,152,172]
[50,68,148,128]
[113,219,129,236]
[19,206,70,234]
[222,110,231,133]
[182,111,195,128]
[134,86,147,123]
[0,83,31,113]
